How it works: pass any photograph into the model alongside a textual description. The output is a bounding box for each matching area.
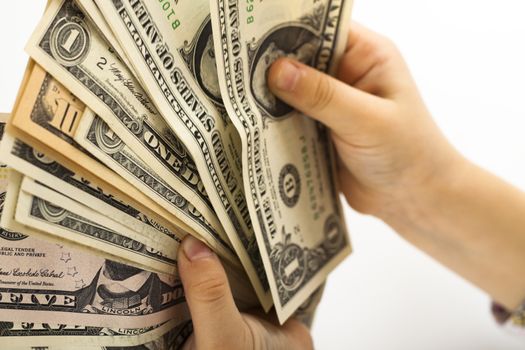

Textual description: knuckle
[361,34,399,67]
[372,48,391,68]
[308,74,335,113]
[377,37,401,61]
[359,38,378,58]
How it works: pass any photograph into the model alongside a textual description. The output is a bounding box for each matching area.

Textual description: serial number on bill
[246,0,255,24]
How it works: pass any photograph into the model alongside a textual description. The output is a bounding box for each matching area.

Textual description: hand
[267,22,464,221]
[178,235,313,350]
[269,22,525,309]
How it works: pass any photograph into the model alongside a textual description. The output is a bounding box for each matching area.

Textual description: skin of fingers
[183,315,312,350]
[179,236,313,350]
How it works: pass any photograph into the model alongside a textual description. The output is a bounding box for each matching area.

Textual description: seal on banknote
[279,164,301,208]
[0,227,25,241]
[278,243,307,292]
[323,214,345,254]
[36,198,69,223]
[250,25,321,119]
[49,8,91,67]
[93,116,125,155]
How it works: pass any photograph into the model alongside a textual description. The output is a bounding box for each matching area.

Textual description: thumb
[267,57,384,132]
[178,235,244,349]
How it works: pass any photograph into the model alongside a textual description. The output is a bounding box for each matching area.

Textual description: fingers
[344,22,415,98]
[242,314,314,350]
[178,236,245,349]
[281,319,314,350]
[267,57,388,133]
[341,22,386,86]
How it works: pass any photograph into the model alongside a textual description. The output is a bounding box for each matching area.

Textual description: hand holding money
[267,23,462,220]
[177,235,313,350]
[0,0,353,348]
[268,21,525,312]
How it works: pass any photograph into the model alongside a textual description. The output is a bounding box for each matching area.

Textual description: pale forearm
[386,158,525,309]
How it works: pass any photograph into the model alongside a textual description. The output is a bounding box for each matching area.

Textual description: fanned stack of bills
[0,0,353,348]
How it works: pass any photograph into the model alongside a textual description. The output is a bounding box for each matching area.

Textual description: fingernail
[274,60,300,92]
[182,235,214,261]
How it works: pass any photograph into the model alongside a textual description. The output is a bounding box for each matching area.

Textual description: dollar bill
[20,176,178,260]
[6,63,195,247]
[94,0,271,308]
[2,169,173,280]
[2,162,257,323]
[0,119,193,344]
[0,128,256,309]
[211,0,353,322]
[0,179,188,331]
[0,132,186,253]
[15,187,178,275]
[74,0,138,79]
[0,135,184,271]
[25,0,227,250]
[6,63,238,265]
[1,165,123,265]
[1,320,192,349]
[75,109,237,265]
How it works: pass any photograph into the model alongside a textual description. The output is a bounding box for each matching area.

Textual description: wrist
[380,148,472,243]
[382,153,525,309]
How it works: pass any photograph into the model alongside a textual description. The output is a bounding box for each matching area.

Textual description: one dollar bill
[0,134,185,257]
[95,0,271,309]
[20,176,178,260]
[6,62,237,264]
[6,62,192,251]
[211,0,353,322]
[25,0,229,253]
[0,153,188,330]
[12,170,178,275]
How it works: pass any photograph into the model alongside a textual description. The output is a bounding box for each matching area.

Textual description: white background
[1,1,525,349]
